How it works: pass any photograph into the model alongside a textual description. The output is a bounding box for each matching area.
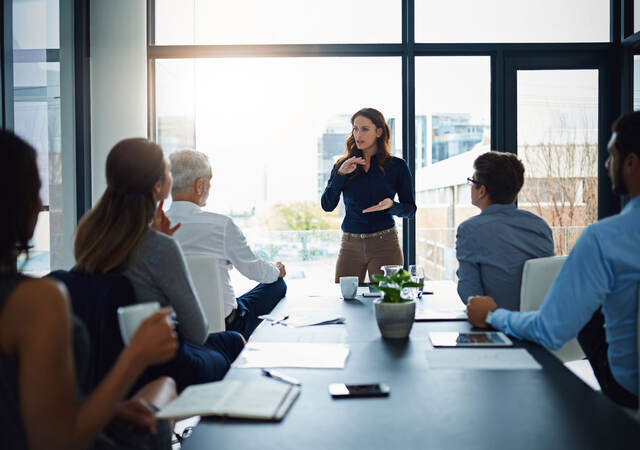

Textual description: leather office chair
[184,253,225,333]
[520,255,585,362]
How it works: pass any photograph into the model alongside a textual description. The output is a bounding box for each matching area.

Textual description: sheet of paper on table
[259,313,346,327]
[426,348,542,370]
[414,305,467,321]
[233,342,351,369]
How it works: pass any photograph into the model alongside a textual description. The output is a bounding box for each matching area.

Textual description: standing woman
[321,108,416,283]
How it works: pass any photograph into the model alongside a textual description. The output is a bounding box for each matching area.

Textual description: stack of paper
[233,342,350,369]
[259,313,346,327]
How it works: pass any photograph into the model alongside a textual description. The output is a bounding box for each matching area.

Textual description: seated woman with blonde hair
[0,130,178,450]
[74,138,245,391]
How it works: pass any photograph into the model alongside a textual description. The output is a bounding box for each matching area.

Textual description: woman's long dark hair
[0,131,41,273]
[334,108,392,176]
[74,138,166,274]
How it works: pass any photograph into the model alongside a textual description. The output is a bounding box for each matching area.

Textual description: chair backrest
[520,255,585,362]
[47,270,137,393]
[184,253,225,333]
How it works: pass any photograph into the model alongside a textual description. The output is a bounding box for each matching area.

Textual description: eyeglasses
[466,177,480,186]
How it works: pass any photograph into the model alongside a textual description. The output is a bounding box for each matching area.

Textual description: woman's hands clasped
[337,156,366,175]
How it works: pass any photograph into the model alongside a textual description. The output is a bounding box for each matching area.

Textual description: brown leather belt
[343,226,396,240]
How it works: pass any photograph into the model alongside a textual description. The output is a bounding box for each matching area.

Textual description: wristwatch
[485,309,495,326]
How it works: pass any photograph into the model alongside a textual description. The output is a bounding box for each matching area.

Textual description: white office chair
[520,255,585,362]
[184,253,225,333]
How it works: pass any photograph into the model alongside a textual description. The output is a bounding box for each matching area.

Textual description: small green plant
[371,269,423,303]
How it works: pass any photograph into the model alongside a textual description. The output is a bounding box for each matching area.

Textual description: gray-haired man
[166,150,287,340]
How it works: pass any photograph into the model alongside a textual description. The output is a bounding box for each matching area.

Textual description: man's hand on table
[467,296,498,328]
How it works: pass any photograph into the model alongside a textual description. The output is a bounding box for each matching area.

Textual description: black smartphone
[328,383,390,398]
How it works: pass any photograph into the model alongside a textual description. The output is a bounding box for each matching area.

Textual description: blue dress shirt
[456,203,554,311]
[491,195,640,396]
[321,155,416,233]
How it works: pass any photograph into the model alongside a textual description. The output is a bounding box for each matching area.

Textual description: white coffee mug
[339,276,359,299]
[117,302,160,345]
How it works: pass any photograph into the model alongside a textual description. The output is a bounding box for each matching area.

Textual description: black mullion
[74,0,91,218]
[1,0,13,130]
[147,58,156,141]
[503,57,517,155]
[413,43,613,53]
[619,48,633,114]
[620,0,632,41]
[402,0,415,268]
[146,0,156,140]
[599,50,623,218]
[13,48,61,63]
[147,0,155,46]
[493,49,504,151]
[149,43,403,59]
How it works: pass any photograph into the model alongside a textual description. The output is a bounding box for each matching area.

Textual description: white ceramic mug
[117,302,160,345]
[339,276,359,299]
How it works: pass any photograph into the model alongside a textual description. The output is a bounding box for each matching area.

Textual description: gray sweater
[124,229,208,345]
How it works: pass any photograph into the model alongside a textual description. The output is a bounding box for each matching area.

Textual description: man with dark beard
[467,111,640,409]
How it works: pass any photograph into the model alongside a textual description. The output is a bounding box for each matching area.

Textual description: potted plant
[371,269,423,339]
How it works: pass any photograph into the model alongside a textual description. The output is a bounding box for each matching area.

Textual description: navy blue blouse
[321,155,416,233]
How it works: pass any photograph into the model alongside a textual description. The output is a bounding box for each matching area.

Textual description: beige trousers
[334,228,404,283]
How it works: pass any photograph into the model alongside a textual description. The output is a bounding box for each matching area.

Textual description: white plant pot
[373,299,416,339]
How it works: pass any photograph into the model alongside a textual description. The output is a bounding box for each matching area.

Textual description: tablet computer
[429,331,513,347]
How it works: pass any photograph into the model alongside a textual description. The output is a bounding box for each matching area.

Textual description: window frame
[146,0,629,268]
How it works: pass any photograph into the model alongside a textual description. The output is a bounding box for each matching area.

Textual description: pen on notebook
[262,369,301,386]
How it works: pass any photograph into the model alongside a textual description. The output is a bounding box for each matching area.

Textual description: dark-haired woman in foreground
[0,131,178,450]
[321,107,416,283]
[74,138,244,391]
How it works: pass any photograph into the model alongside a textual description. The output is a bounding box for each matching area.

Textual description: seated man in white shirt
[167,150,287,340]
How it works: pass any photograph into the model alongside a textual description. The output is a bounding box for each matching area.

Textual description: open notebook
[156,379,300,421]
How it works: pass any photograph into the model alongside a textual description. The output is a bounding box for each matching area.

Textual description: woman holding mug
[321,108,416,283]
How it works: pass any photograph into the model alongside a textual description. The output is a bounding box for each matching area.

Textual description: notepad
[155,379,300,421]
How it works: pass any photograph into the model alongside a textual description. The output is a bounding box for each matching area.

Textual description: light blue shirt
[456,203,554,311]
[491,196,640,396]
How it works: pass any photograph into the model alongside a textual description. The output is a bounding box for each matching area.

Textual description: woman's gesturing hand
[153,199,181,236]
[128,308,178,368]
[362,198,393,213]
[337,156,366,175]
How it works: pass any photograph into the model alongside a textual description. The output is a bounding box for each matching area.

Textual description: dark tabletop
[183,289,640,450]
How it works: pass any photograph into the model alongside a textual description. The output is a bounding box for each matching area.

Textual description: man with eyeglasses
[456,151,554,311]
[467,112,640,408]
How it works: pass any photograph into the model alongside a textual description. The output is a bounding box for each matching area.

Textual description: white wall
[90,0,147,203]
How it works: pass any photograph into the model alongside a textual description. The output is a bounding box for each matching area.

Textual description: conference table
[182,281,640,450]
